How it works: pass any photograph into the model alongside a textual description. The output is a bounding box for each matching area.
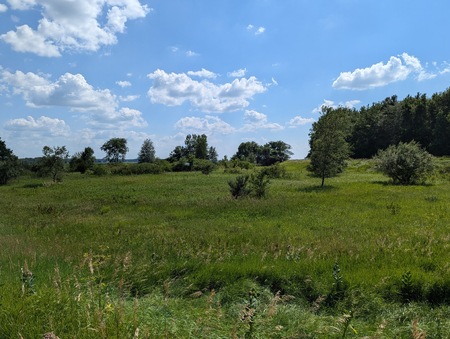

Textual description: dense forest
[334,88,450,158]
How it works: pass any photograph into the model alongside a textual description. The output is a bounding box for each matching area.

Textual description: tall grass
[0,159,449,337]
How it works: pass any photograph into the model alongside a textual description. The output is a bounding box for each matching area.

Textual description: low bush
[374,141,435,185]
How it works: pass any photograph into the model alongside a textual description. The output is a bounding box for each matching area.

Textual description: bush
[250,170,270,198]
[228,175,251,199]
[92,164,109,176]
[374,141,435,185]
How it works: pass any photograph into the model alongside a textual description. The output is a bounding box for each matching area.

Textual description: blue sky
[1,0,450,159]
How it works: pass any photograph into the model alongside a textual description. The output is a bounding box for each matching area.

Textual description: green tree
[0,138,21,185]
[258,141,293,166]
[374,141,435,185]
[101,138,128,163]
[308,107,351,187]
[208,146,218,163]
[232,141,261,163]
[69,147,95,173]
[40,146,69,182]
[138,138,156,163]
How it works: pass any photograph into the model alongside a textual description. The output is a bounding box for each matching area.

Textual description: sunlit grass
[0,159,449,337]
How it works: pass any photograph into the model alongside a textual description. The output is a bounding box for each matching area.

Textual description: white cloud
[255,27,266,35]
[186,50,199,57]
[1,0,150,57]
[288,116,315,128]
[1,69,147,129]
[247,24,265,35]
[5,115,70,136]
[147,69,267,113]
[333,53,445,90]
[228,68,247,78]
[119,94,140,102]
[312,99,360,114]
[187,68,217,79]
[241,109,283,131]
[116,80,131,87]
[175,115,235,134]
[0,3,8,12]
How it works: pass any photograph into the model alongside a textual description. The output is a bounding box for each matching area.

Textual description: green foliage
[228,174,251,198]
[349,90,450,157]
[249,170,270,198]
[101,137,128,163]
[232,140,292,166]
[69,147,95,173]
[374,141,435,185]
[38,145,69,182]
[138,138,156,163]
[308,107,351,186]
[0,138,21,185]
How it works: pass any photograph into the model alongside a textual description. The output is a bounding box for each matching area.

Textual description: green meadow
[1,159,449,338]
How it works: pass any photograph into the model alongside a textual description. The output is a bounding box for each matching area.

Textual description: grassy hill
[0,159,449,338]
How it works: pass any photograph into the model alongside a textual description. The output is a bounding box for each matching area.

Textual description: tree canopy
[138,138,156,163]
[307,107,351,186]
[0,138,20,185]
[101,138,128,163]
[39,145,69,182]
[232,140,292,166]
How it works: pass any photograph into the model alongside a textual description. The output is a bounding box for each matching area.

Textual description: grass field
[1,159,449,338]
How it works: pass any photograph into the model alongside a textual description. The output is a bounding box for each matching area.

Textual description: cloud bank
[147,69,267,113]
[1,0,150,57]
[332,53,446,90]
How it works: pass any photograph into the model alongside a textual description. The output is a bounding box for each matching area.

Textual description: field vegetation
[1,158,449,338]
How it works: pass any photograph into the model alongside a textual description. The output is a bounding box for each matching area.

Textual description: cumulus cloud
[147,69,267,113]
[5,115,70,136]
[116,80,131,87]
[241,110,283,131]
[174,115,235,134]
[228,68,247,78]
[0,3,8,12]
[0,69,147,129]
[0,0,150,57]
[288,116,315,128]
[332,53,444,90]
[187,69,217,79]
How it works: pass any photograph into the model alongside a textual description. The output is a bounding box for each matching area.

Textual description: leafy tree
[101,138,128,163]
[69,147,95,173]
[308,107,351,187]
[374,141,435,185]
[39,146,69,182]
[208,146,218,163]
[138,138,156,163]
[168,134,215,165]
[232,141,261,163]
[233,140,292,166]
[258,141,293,166]
[0,138,21,185]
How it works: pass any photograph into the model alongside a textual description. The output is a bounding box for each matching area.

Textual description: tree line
[346,89,450,158]
[0,134,293,184]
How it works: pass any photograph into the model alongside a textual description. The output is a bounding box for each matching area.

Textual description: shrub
[192,159,216,174]
[92,164,109,176]
[250,170,270,198]
[260,163,287,179]
[374,141,435,185]
[228,175,251,199]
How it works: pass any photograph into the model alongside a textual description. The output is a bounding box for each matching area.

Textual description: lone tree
[138,138,156,163]
[40,146,69,182]
[307,107,351,187]
[101,138,128,163]
[0,138,21,185]
[69,147,95,173]
[374,141,435,185]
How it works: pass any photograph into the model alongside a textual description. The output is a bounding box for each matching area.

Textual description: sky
[1,0,450,160]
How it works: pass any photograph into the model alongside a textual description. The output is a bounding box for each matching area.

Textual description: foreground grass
[0,159,449,337]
